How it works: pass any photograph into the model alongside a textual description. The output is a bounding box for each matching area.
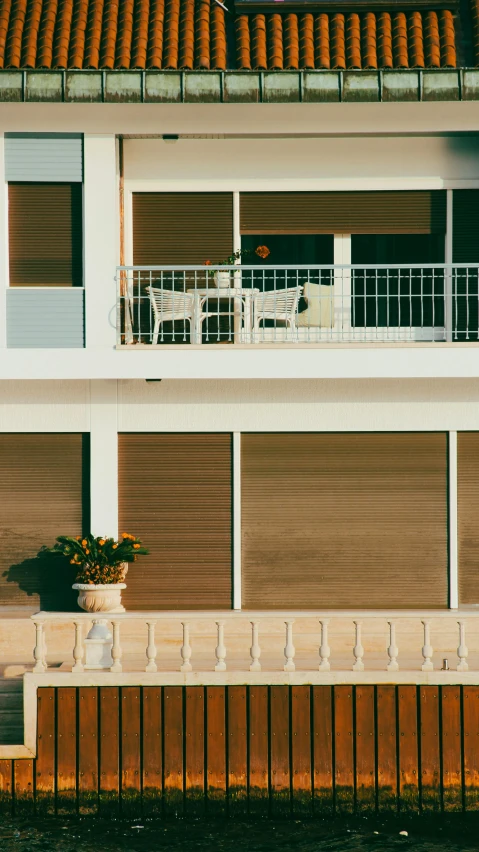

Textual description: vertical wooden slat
[463,686,479,811]
[185,686,205,816]
[56,687,77,815]
[249,686,269,816]
[227,686,247,816]
[291,686,312,816]
[142,687,162,817]
[334,685,354,813]
[377,686,397,812]
[78,688,98,815]
[419,686,440,812]
[312,685,333,814]
[398,686,419,812]
[441,686,463,812]
[36,687,56,815]
[206,687,226,815]
[13,760,34,816]
[0,760,13,815]
[163,687,184,815]
[121,687,141,817]
[99,687,120,816]
[270,686,290,817]
[355,686,376,812]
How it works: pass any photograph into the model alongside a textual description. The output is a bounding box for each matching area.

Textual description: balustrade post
[352,620,364,671]
[387,620,399,671]
[110,620,122,673]
[72,621,84,672]
[145,621,157,672]
[215,621,226,671]
[457,620,469,671]
[319,619,331,671]
[421,620,434,671]
[250,621,261,671]
[33,621,46,673]
[181,622,193,672]
[284,620,295,672]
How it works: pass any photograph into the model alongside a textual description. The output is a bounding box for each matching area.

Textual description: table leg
[233,295,243,342]
[190,292,202,344]
[242,293,253,343]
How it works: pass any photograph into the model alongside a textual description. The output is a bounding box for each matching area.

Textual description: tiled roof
[0,0,471,71]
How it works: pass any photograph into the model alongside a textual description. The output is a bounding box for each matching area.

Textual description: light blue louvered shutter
[5,133,83,182]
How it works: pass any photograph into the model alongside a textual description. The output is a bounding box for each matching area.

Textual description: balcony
[116,264,479,346]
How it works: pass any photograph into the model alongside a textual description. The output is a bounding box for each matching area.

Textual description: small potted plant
[204,245,270,288]
[44,533,148,613]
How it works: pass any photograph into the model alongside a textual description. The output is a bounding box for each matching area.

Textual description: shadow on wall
[1,531,78,611]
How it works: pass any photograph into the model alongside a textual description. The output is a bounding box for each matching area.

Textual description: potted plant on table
[204,245,270,288]
[44,532,148,613]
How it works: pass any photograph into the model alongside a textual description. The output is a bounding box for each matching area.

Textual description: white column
[83,134,118,350]
[90,380,118,537]
[445,189,453,342]
[449,431,459,609]
[0,133,7,349]
[233,432,242,610]
[333,234,352,338]
[233,191,241,254]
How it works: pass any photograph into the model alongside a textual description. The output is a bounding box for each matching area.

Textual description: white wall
[0,381,90,430]
[2,378,479,434]
[124,137,479,189]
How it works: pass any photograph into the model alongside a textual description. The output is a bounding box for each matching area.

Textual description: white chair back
[254,285,303,320]
[147,287,194,319]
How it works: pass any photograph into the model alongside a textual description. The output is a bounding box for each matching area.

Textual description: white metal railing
[116,264,479,345]
[31,611,475,677]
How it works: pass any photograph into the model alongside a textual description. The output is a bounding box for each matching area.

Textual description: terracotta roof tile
[377,11,393,68]
[0,0,466,70]
[299,13,313,69]
[147,0,164,68]
[346,12,361,68]
[424,9,440,66]
[408,10,424,66]
[361,11,377,69]
[314,13,329,69]
[69,0,89,67]
[83,0,103,67]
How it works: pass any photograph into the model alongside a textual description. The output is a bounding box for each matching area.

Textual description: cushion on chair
[297,282,333,328]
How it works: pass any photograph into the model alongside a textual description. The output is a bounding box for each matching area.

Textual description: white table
[187,287,259,344]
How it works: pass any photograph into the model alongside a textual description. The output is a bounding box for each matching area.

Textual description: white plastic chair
[147,287,195,343]
[252,286,303,338]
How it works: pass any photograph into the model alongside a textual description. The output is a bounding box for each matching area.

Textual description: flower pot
[214,271,231,289]
[73,583,126,613]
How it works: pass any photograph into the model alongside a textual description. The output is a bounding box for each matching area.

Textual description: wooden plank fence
[0,685,479,817]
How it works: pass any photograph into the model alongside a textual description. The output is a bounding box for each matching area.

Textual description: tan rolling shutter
[240,191,447,234]
[458,433,479,604]
[133,193,234,264]
[8,183,83,287]
[242,432,448,609]
[118,434,232,609]
[0,434,87,609]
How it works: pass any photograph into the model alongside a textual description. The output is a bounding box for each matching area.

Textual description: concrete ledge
[343,70,380,102]
[0,68,475,103]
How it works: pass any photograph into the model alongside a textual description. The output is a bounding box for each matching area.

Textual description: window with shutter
[8,183,83,287]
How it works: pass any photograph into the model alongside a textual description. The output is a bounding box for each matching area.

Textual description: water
[1,816,479,851]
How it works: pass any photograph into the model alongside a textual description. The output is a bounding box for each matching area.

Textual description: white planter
[72,583,126,613]
[214,270,231,289]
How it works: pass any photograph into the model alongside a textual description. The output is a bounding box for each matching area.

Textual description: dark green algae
[2,815,479,852]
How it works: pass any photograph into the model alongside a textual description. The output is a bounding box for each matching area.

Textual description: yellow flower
[112,544,117,549]
[81,539,87,546]
[85,549,90,555]
[122,532,129,539]
[99,539,105,546]
[133,543,140,550]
